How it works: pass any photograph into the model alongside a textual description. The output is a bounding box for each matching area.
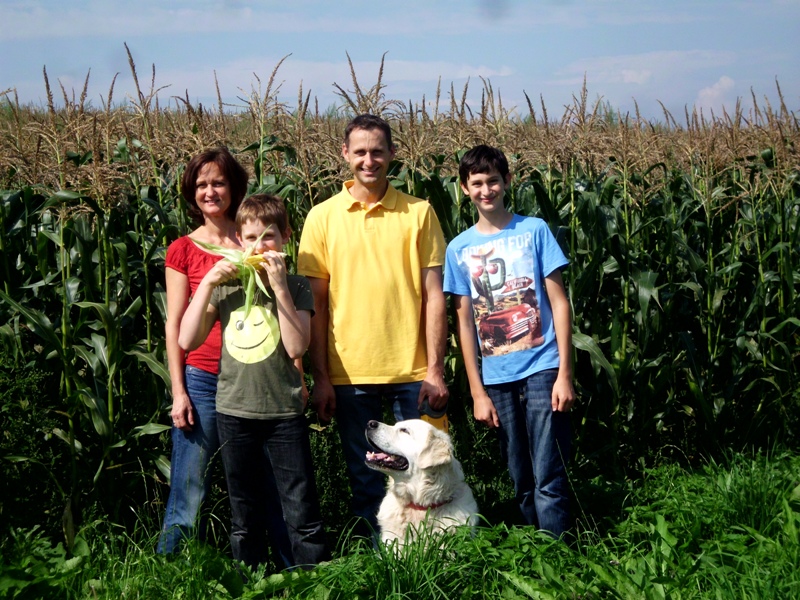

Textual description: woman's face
[194,161,232,220]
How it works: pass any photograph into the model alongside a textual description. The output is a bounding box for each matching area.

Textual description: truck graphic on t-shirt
[469,247,544,356]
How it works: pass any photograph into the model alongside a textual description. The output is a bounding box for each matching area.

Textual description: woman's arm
[165,267,194,431]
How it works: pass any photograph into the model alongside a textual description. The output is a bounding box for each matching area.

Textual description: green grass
[2,451,798,599]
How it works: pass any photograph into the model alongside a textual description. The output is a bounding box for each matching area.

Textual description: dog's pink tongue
[366,451,390,461]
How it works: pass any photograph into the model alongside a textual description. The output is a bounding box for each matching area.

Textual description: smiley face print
[224,305,280,364]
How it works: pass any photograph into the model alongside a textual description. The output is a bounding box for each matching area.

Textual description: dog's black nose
[367,420,379,430]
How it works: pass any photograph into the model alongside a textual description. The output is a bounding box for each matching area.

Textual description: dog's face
[364,419,453,478]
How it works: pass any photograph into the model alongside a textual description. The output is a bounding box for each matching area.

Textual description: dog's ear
[417,431,453,469]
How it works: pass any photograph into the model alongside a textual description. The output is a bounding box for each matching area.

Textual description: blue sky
[1,0,797,121]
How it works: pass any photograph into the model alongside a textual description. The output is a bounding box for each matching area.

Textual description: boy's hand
[258,251,288,290]
[551,375,575,412]
[205,260,239,287]
[472,389,500,428]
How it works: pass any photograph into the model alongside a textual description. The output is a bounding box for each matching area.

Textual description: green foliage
[0,365,63,536]
[2,452,798,598]
[1,127,799,549]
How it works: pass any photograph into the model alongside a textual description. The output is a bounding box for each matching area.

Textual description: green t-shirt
[210,275,314,419]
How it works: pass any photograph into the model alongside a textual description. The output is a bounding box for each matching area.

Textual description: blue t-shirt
[443,214,568,385]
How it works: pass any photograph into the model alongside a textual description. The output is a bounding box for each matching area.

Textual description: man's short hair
[343,114,394,149]
[236,194,290,235]
[182,147,249,225]
[458,144,510,185]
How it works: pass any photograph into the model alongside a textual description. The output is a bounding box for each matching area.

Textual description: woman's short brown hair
[181,147,249,225]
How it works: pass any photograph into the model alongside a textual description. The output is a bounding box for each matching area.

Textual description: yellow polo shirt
[298,181,446,385]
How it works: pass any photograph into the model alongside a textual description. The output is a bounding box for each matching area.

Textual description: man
[297,114,448,535]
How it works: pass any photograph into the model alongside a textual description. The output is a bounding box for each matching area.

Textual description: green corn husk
[192,235,273,319]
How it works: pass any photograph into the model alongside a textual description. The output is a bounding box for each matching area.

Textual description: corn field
[1,56,798,542]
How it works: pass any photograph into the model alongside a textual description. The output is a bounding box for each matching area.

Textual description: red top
[165,236,227,375]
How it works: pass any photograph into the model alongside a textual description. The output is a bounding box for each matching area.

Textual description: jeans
[157,366,219,554]
[334,382,423,534]
[487,369,572,538]
[217,413,329,569]
[158,366,293,567]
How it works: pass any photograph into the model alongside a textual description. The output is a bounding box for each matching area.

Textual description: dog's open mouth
[365,439,409,471]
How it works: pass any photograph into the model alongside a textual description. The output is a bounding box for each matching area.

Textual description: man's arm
[418,266,449,410]
[544,269,576,412]
[307,276,336,423]
[453,294,499,427]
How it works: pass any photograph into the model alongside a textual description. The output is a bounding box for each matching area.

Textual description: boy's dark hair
[458,144,510,185]
[344,114,395,149]
[182,147,249,225]
[236,194,290,235]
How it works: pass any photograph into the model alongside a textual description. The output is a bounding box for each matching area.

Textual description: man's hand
[170,391,195,432]
[472,389,500,428]
[418,372,449,411]
[311,377,337,424]
[551,375,576,412]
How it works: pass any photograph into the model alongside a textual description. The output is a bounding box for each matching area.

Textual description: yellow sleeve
[297,206,330,280]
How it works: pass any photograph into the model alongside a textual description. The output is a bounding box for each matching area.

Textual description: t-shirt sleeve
[419,203,446,268]
[443,240,471,296]
[538,222,570,277]
[209,285,221,310]
[291,276,315,316]
[165,237,189,274]
[297,208,329,280]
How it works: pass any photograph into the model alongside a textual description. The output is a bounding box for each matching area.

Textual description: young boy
[179,194,329,568]
[443,145,575,538]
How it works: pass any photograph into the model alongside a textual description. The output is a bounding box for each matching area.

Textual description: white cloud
[551,50,736,86]
[695,76,736,113]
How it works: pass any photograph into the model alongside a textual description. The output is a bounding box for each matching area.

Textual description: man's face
[342,127,395,189]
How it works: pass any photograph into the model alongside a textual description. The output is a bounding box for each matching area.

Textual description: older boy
[443,145,575,538]
[179,194,329,568]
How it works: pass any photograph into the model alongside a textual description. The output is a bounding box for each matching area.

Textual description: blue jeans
[334,382,423,534]
[217,413,329,569]
[158,366,293,566]
[487,369,572,538]
[157,366,219,554]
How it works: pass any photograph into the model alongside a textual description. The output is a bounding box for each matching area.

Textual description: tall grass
[0,58,798,544]
[1,452,798,598]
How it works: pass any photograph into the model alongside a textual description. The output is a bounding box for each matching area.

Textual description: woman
[157,148,292,566]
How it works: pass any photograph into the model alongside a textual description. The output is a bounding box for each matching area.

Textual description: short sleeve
[165,237,190,275]
[538,222,569,278]
[291,276,315,315]
[297,207,329,280]
[443,240,471,296]
[418,203,446,268]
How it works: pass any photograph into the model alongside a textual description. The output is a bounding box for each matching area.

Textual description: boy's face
[237,219,288,254]
[461,168,511,216]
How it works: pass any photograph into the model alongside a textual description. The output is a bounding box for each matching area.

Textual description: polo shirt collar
[342,180,398,211]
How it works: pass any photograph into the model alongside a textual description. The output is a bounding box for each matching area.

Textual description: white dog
[364,418,478,546]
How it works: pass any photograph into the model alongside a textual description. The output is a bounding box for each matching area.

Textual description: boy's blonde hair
[236,194,290,235]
